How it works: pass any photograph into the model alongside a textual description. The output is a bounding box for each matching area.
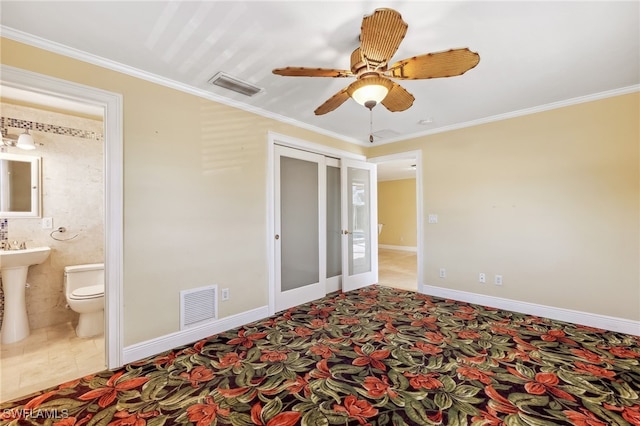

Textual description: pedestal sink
[0,246,51,344]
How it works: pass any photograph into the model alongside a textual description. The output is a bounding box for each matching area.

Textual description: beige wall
[1,103,104,330]
[1,38,364,346]
[369,93,640,321]
[377,178,417,247]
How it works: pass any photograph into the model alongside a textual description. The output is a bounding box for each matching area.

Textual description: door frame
[266,131,365,315]
[1,65,124,369]
[368,150,424,293]
[273,144,326,312]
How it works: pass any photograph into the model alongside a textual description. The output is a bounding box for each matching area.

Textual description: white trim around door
[1,65,124,369]
[266,131,365,315]
[273,144,327,312]
[368,150,424,293]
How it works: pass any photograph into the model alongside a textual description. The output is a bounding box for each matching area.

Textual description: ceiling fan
[273,8,480,116]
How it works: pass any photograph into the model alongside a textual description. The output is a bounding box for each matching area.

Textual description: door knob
[343,230,351,235]
[275,234,280,240]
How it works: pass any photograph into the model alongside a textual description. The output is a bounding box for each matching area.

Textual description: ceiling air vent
[208,72,263,97]
[372,129,402,140]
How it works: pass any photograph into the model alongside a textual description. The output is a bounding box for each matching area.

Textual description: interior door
[274,145,326,312]
[341,159,378,292]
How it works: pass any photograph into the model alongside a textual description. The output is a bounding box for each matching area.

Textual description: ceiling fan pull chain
[369,108,374,143]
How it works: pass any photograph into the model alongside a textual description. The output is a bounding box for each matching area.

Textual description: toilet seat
[70,284,104,300]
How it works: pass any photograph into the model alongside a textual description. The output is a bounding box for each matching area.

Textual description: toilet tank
[64,263,104,296]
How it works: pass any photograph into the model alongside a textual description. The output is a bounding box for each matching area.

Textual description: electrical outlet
[494,275,503,286]
[439,268,446,278]
[42,217,53,229]
[479,273,486,283]
[221,288,230,301]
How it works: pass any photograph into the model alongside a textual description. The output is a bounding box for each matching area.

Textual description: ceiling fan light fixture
[352,84,389,106]
[348,76,393,109]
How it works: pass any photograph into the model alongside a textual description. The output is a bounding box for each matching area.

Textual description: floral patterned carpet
[2,285,639,425]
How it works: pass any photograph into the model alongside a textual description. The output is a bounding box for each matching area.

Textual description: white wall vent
[180,285,218,330]
[208,72,263,97]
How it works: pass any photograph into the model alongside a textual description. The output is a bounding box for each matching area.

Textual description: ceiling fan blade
[273,67,354,78]
[387,48,480,79]
[381,82,415,112]
[360,8,408,68]
[314,88,351,115]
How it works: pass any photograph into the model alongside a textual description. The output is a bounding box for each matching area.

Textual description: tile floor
[0,322,105,403]
[377,248,418,291]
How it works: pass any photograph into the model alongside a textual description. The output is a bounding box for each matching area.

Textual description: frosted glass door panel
[280,156,319,291]
[341,159,378,292]
[274,145,325,312]
[326,165,342,278]
[348,167,371,276]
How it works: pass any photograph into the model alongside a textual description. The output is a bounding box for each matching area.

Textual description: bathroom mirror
[0,153,41,218]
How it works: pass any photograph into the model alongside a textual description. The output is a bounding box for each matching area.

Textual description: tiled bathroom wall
[0,103,104,330]
[0,219,7,242]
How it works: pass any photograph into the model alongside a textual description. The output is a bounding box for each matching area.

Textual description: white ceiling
[0,1,638,148]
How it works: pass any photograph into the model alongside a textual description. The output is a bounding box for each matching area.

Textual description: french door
[341,159,378,291]
[274,146,377,312]
[274,145,326,312]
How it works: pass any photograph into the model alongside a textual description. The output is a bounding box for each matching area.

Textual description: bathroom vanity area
[0,246,51,343]
[0,152,49,343]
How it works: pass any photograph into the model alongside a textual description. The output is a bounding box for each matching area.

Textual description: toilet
[64,263,104,338]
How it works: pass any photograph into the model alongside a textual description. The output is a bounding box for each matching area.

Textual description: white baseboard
[326,276,341,294]
[379,244,417,252]
[122,287,639,365]
[421,284,640,336]
[123,305,270,364]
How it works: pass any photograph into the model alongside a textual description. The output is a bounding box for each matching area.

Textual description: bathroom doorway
[0,66,123,402]
[369,151,423,293]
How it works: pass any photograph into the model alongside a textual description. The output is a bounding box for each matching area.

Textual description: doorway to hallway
[369,151,423,293]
